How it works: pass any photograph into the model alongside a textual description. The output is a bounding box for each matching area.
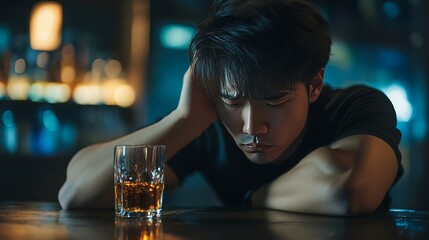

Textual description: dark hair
[189,0,332,99]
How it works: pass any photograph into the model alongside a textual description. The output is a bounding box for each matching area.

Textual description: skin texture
[58,68,216,209]
[251,135,398,215]
[61,0,403,214]
[59,68,398,215]
[216,82,311,165]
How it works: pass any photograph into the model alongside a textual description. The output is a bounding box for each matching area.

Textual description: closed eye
[221,97,243,106]
[220,91,243,106]
[266,97,291,107]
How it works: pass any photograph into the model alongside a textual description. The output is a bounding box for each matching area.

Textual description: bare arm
[251,135,398,216]
[58,68,217,209]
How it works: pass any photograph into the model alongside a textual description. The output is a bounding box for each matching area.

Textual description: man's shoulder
[323,84,385,98]
[320,84,391,110]
[309,84,398,141]
[316,84,399,143]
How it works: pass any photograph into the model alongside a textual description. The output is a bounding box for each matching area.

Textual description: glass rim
[114,144,166,149]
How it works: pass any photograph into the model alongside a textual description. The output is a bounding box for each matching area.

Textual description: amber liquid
[115,181,164,212]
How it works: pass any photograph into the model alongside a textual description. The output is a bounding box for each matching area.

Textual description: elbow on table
[58,180,90,210]
[345,196,381,216]
[344,185,386,216]
[58,181,79,210]
[58,179,114,210]
[316,192,382,216]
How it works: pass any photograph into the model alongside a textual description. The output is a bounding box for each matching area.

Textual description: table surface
[0,201,428,240]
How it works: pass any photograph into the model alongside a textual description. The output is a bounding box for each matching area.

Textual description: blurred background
[0,0,427,210]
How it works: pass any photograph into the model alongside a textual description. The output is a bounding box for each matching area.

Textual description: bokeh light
[383,84,413,122]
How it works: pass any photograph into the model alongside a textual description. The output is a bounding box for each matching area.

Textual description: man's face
[215,82,310,165]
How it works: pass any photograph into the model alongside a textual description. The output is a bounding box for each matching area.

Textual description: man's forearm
[251,135,398,216]
[251,147,354,216]
[58,109,212,209]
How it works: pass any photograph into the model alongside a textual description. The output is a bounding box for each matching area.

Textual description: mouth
[240,143,274,153]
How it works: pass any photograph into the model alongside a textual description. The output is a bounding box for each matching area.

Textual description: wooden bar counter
[0,201,428,239]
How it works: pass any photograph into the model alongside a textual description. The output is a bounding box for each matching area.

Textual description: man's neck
[271,123,307,165]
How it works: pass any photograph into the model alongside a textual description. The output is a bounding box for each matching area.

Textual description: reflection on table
[0,201,428,239]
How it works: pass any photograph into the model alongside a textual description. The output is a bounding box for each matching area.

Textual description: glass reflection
[114,218,163,240]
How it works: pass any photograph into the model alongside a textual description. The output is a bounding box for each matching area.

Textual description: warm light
[45,83,71,103]
[101,79,122,105]
[114,83,135,107]
[91,59,105,79]
[7,76,30,100]
[101,80,135,107]
[61,44,75,83]
[61,44,75,58]
[15,58,26,74]
[29,81,46,102]
[61,66,75,83]
[36,52,49,68]
[30,2,63,51]
[0,82,5,99]
[104,59,122,78]
[73,83,102,105]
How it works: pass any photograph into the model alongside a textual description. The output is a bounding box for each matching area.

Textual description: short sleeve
[326,86,402,165]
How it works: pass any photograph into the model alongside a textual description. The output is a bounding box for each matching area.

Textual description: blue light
[382,84,413,122]
[2,110,14,127]
[37,128,56,155]
[390,209,416,213]
[34,110,60,155]
[0,26,10,54]
[61,123,77,150]
[160,24,194,50]
[42,110,59,132]
[377,49,405,68]
[2,110,17,153]
[383,1,400,19]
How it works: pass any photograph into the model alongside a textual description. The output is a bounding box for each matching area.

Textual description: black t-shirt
[168,85,403,206]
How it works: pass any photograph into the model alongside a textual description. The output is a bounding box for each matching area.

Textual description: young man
[58,0,402,215]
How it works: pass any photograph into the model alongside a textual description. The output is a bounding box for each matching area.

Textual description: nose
[242,101,268,136]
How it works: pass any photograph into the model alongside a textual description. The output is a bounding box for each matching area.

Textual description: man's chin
[245,151,286,165]
[245,152,276,165]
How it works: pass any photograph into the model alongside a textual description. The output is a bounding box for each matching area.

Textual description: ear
[309,68,324,103]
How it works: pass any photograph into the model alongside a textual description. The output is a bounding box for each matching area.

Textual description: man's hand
[175,67,217,129]
[59,66,217,210]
